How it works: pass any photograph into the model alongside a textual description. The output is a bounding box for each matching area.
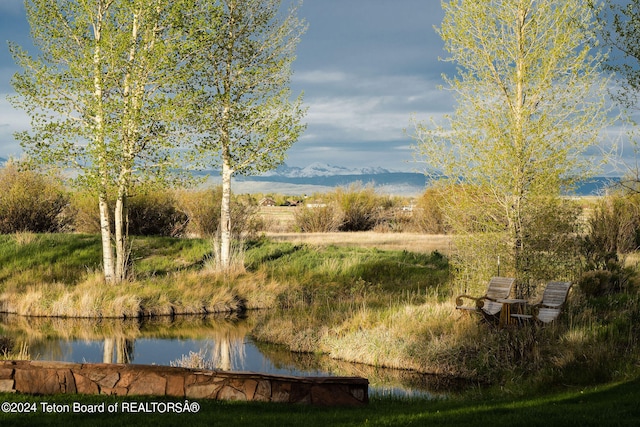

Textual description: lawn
[1,378,639,426]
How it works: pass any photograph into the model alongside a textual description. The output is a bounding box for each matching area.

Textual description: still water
[0,313,458,398]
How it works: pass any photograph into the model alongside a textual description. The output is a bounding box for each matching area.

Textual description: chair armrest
[456,295,490,309]
[530,301,562,309]
[456,294,481,308]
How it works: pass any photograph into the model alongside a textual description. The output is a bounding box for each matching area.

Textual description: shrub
[518,197,584,287]
[69,191,102,234]
[293,203,342,232]
[333,183,382,231]
[127,191,188,237]
[177,187,222,237]
[71,188,188,236]
[0,163,71,233]
[577,259,637,298]
[583,195,640,265]
[177,187,260,238]
[412,187,448,234]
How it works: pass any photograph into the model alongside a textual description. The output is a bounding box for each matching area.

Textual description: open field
[265,232,454,254]
[257,206,298,232]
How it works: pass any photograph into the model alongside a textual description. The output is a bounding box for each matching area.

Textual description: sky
[0,1,630,174]
[0,0,451,173]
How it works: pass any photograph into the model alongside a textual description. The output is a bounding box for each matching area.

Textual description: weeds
[171,349,216,370]
[0,336,29,360]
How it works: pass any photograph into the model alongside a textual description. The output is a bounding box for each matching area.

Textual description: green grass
[1,378,639,426]
[0,233,211,288]
[246,239,449,294]
[1,234,639,393]
[0,234,102,286]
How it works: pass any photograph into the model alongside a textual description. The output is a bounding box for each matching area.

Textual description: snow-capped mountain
[225,162,429,196]
[262,162,392,178]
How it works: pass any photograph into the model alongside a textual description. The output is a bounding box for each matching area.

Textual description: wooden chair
[511,281,572,324]
[456,277,516,318]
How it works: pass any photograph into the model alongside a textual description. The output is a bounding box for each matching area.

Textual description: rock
[218,385,247,401]
[73,372,99,394]
[0,361,368,406]
[14,368,60,395]
[128,372,167,396]
[185,383,222,399]
[0,379,15,393]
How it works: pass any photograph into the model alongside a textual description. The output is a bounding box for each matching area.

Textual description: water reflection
[0,313,462,397]
[103,337,134,364]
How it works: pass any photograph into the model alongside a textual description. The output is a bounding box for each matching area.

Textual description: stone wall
[0,360,368,406]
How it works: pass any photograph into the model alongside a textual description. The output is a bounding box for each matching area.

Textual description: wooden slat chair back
[534,281,572,323]
[511,281,572,324]
[456,277,516,317]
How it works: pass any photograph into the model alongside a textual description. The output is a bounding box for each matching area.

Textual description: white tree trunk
[114,186,129,282]
[102,338,114,363]
[219,158,233,270]
[99,193,115,284]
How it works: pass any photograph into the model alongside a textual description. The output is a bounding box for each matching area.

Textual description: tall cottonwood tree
[595,0,640,108]
[413,0,610,287]
[188,0,306,270]
[10,0,196,283]
[594,1,640,191]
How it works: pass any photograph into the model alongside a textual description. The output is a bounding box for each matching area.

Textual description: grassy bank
[242,240,640,389]
[1,233,639,389]
[0,233,245,317]
[1,378,639,426]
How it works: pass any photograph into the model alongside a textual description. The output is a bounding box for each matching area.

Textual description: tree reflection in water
[0,313,466,397]
[103,337,134,364]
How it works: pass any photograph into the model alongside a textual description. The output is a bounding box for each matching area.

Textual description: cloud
[293,70,349,84]
[296,70,452,145]
[0,96,29,156]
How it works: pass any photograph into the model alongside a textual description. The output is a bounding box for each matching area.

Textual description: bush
[0,163,71,233]
[71,188,188,236]
[69,191,102,234]
[412,187,448,233]
[177,187,260,238]
[573,193,640,299]
[293,203,342,232]
[518,197,584,287]
[127,191,189,237]
[583,195,640,264]
[333,183,382,231]
[577,261,637,298]
[177,187,222,237]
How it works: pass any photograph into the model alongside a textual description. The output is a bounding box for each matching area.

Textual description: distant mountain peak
[263,162,392,178]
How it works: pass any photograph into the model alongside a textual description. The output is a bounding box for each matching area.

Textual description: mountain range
[232,163,428,195]
[261,162,392,178]
[0,156,617,196]
[235,162,619,196]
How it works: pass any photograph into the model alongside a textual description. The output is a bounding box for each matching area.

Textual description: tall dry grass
[0,270,246,318]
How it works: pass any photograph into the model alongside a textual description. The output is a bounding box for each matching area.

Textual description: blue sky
[0,1,630,174]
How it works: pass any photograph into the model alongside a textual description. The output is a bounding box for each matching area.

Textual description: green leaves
[414,0,611,283]
[186,0,307,175]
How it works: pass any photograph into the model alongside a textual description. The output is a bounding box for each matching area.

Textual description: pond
[0,313,461,398]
